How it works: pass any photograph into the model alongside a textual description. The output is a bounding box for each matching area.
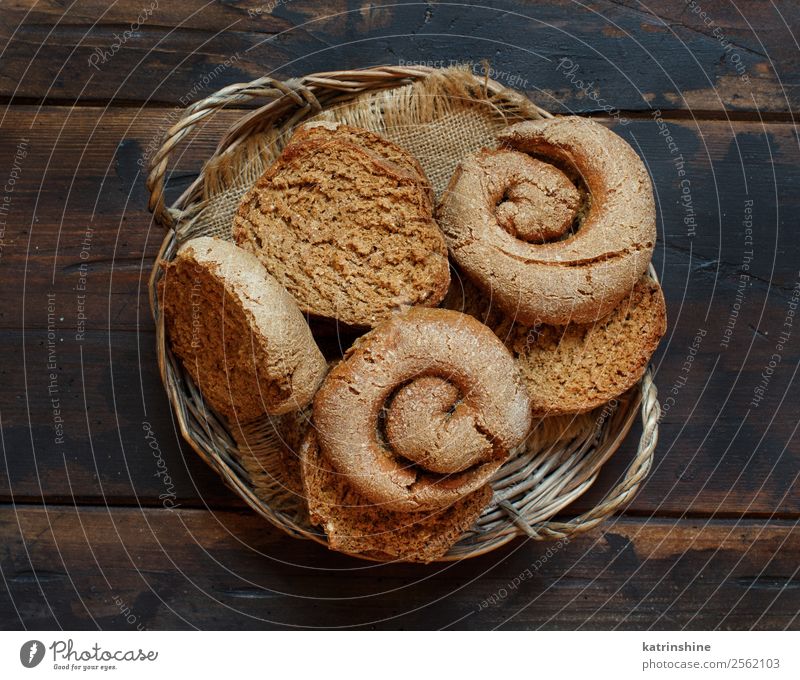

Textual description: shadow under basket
[146,65,661,562]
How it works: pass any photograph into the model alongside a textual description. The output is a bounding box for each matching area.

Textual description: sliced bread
[443,273,666,415]
[233,135,449,327]
[159,236,327,422]
[286,121,433,207]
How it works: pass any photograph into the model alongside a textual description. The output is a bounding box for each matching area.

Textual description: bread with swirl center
[312,307,532,512]
[438,116,656,326]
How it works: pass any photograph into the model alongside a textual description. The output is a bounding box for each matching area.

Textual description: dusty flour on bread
[159,237,327,422]
[312,307,531,512]
[440,117,656,326]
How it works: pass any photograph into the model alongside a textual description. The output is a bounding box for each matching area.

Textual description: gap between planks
[0,98,795,123]
[0,500,797,522]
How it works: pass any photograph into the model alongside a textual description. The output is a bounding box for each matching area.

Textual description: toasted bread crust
[159,236,327,422]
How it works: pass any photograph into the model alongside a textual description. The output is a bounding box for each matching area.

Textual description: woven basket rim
[146,65,661,562]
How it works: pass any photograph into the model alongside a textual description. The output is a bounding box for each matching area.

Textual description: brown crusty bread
[233,134,449,328]
[488,148,581,243]
[312,307,532,512]
[300,430,492,563]
[443,273,666,415]
[439,118,655,326]
[286,121,434,207]
[385,376,495,474]
[159,236,327,422]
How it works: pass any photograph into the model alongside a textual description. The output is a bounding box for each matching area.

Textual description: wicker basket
[146,65,660,561]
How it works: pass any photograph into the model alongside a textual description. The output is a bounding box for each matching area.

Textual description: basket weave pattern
[147,66,660,561]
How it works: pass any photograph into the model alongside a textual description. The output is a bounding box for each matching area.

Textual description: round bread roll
[312,307,532,512]
[159,236,327,422]
[438,116,655,326]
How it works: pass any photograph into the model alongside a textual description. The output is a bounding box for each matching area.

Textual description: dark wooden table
[1,0,798,630]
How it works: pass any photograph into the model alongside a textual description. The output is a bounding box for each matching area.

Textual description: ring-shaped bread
[312,308,532,512]
[438,117,656,326]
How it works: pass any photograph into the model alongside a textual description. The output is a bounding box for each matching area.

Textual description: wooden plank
[1,506,796,629]
[0,106,229,331]
[2,106,798,332]
[1,106,798,515]
[1,0,796,113]
[0,327,240,509]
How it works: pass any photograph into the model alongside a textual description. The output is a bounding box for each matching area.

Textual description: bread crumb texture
[233,132,449,327]
[443,274,666,415]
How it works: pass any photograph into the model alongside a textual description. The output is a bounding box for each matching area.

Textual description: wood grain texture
[1,0,796,113]
[1,506,797,630]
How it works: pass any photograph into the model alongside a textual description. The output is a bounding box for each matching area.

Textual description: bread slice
[287,121,434,207]
[300,431,492,563]
[159,237,327,422]
[443,274,666,415]
[233,136,450,328]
